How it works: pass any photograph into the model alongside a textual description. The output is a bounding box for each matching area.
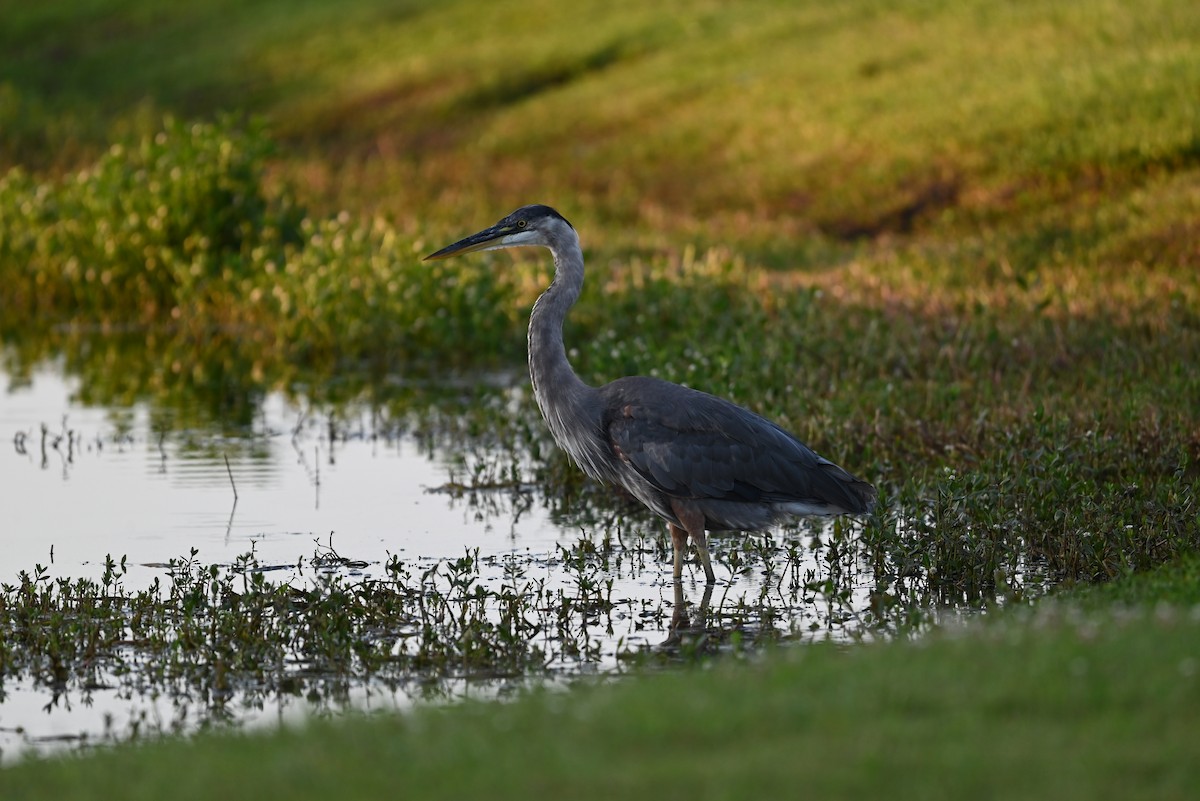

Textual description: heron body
[426,205,876,583]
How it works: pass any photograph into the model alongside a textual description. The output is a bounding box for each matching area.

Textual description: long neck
[527,236,599,455]
[528,238,590,403]
[526,232,614,483]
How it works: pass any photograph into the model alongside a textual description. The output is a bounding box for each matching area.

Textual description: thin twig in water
[224,454,239,500]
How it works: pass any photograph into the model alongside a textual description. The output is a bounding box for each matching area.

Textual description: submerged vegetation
[0,520,902,752]
[0,0,1198,779]
[3,558,1200,798]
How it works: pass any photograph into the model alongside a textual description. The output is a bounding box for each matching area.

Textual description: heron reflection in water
[426,205,875,585]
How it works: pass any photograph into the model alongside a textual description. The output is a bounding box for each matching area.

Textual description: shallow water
[0,359,879,762]
[3,366,574,580]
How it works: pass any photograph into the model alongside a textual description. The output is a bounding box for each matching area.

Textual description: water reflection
[2,363,562,582]
[0,336,922,762]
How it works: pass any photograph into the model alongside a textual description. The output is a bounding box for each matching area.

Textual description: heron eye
[516,219,528,229]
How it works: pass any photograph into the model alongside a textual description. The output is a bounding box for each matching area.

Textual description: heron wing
[601,377,872,512]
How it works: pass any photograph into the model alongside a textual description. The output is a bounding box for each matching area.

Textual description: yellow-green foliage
[0,118,520,368]
[1,118,292,315]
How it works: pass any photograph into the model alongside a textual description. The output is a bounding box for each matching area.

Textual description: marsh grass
[0,521,892,754]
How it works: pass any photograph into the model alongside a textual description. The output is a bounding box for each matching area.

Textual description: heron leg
[668,523,688,581]
[690,529,716,585]
[670,500,717,584]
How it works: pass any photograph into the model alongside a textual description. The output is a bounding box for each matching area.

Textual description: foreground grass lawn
[4,557,1198,800]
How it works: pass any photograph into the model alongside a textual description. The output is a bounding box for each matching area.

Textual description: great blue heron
[426,205,876,584]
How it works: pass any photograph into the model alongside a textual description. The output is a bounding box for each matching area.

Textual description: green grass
[4,0,1199,240]
[3,556,1199,799]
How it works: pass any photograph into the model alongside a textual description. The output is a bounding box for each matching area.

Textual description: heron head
[424,204,574,261]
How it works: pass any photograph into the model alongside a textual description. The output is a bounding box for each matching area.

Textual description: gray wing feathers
[603,377,874,514]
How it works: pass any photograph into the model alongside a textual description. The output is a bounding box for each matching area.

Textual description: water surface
[3,365,566,583]
[1,357,879,761]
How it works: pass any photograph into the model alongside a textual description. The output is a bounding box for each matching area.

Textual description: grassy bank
[4,0,1199,246]
[3,556,1199,799]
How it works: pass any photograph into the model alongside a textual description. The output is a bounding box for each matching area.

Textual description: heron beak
[423,223,516,261]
